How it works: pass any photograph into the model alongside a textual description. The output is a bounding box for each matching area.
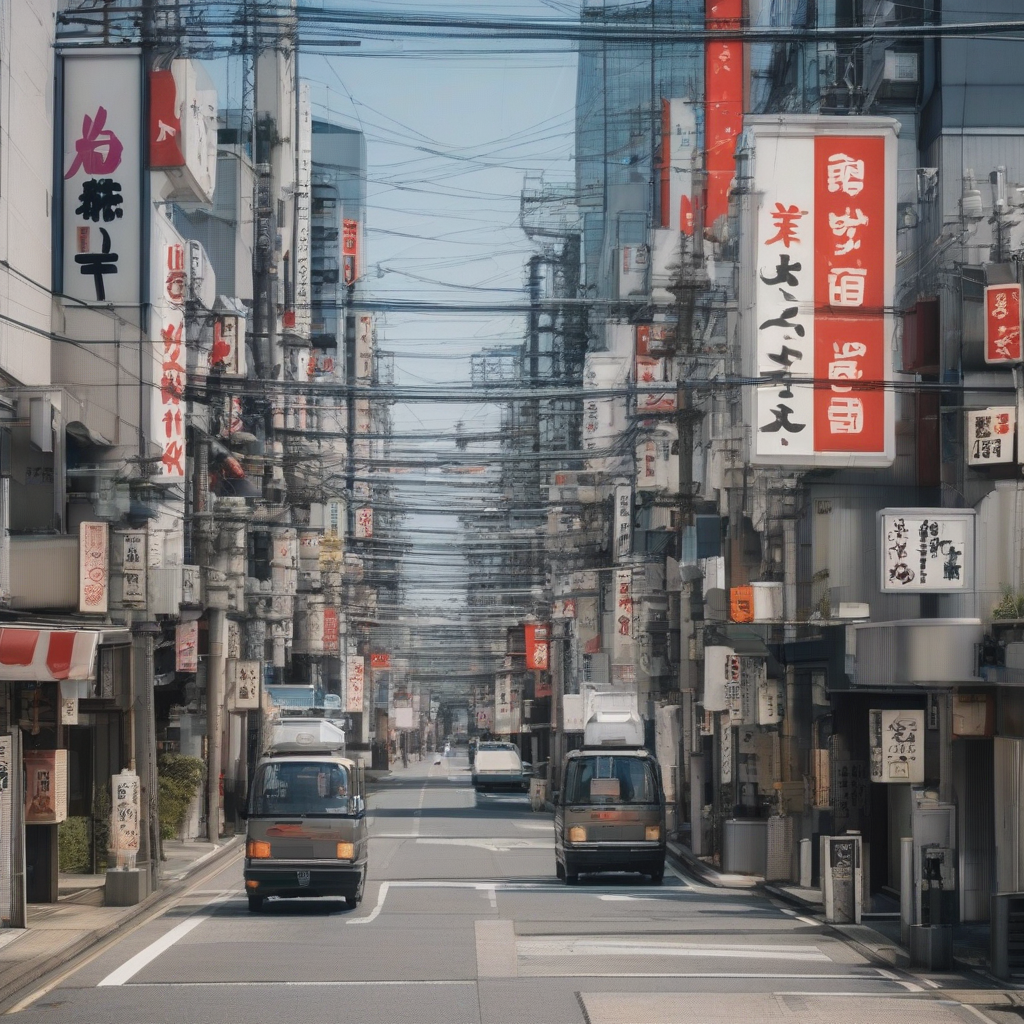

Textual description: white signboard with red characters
[747,116,897,467]
[984,284,1021,364]
[151,212,188,479]
[62,54,142,304]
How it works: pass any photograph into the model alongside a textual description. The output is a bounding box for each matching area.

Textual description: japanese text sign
[525,623,550,671]
[63,54,142,304]
[966,407,1015,465]
[79,521,109,614]
[879,508,975,592]
[985,284,1021,364]
[150,212,188,479]
[749,117,897,467]
[869,709,924,784]
[346,656,365,713]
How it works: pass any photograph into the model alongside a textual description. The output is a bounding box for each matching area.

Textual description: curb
[665,841,758,889]
[0,835,243,1012]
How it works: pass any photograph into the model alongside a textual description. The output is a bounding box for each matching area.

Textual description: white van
[472,745,528,792]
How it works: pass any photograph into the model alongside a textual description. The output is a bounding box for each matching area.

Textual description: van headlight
[645,825,661,842]
[336,842,355,860]
[568,826,587,843]
[247,840,271,859]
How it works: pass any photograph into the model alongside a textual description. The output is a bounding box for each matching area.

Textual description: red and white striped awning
[0,627,100,682]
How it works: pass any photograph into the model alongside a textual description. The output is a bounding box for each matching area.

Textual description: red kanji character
[161,441,184,475]
[764,202,808,248]
[64,107,124,179]
[162,408,182,439]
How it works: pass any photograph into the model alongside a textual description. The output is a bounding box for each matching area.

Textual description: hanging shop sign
[120,530,146,609]
[879,508,975,592]
[661,98,696,234]
[176,620,198,673]
[614,483,632,562]
[720,712,733,784]
[151,212,189,480]
[25,750,67,824]
[62,54,142,304]
[748,116,897,467]
[705,0,743,234]
[869,708,924,783]
[984,283,1022,364]
[79,521,109,614]
[612,568,634,666]
[495,674,513,734]
[345,655,365,714]
[342,218,360,285]
[230,660,260,710]
[525,624,550,671]
[966,407,1015,465]
[703,645,738,712]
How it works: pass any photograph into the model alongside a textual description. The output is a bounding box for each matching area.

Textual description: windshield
[249,760,351,816]
[564,755,659,806]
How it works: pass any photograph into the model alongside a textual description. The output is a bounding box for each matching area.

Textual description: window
[564,755,659,806]
[249,761,351,816]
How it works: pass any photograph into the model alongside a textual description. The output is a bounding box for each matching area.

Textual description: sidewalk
[0,836,242,1010]
[666,839,909,968]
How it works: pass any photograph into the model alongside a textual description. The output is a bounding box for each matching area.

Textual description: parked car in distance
[472,744,528,792]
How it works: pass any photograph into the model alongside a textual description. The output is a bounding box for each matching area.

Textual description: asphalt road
[4,751,1008,1023]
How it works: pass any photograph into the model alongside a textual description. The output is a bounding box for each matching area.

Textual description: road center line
[97,892,234,987]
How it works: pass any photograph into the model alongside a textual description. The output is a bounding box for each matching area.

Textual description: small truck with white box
[554,691,666,884]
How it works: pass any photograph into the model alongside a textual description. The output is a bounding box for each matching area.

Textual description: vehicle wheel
[564,859,579,885]
[647,867,664,885]
[247,894,264,913]
[556,858,565,881]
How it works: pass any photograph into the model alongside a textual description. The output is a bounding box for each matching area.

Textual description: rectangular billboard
[62,54,142,304]
[879,508,975,592]
[748,116,898,467]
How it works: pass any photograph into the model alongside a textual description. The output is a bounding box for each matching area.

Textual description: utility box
[723,818,767,876]
[991,892,1024,980]
[822,832,862,924]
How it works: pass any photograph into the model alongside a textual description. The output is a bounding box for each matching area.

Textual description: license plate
[296,870,311,887]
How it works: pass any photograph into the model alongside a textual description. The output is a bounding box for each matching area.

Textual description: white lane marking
[921,978,941,988]
[349,880,390,926]
[898,981,925,992]
[415,837,553,852]
[485,885,497,909]
[125,980,477,988]
[598,895,654,902]
[517,937,831,962]
[962,1005,999,1023]
[875,968,900,980]
[347,878,693,924]
[97,892,234,987]
[412,777,429,838]
[796,915,820,926]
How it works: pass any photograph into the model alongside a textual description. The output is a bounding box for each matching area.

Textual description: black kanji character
[759,306,806,337]
[74,227,118,300]
[767,345,803,368]
[759,254,801,287]
[760,404,806,433]
[75,178,124,223]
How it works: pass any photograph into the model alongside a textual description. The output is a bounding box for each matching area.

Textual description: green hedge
[158,755,205,840]
[58,816,92,873]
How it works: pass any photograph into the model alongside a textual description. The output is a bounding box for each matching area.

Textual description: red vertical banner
[524,624,550,671]
[985,284,1022,363]
[704,0,744,234]
[813,136,886,453]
